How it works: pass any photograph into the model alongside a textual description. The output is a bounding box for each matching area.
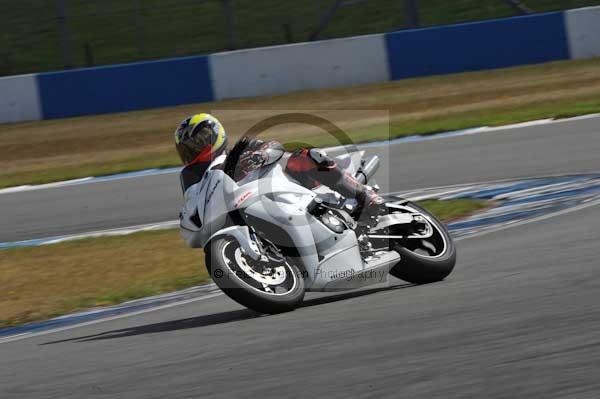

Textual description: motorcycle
[180,139,456,314]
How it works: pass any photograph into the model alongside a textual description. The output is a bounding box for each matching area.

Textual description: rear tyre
[206,237,305,314]
[389,202,456,284]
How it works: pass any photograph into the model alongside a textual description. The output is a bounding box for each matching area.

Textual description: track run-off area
[1,114,600,243]
[1,115,599,398]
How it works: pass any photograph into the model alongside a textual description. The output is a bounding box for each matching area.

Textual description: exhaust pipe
[355,155,380,184]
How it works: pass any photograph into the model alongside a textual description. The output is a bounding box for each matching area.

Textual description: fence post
[502,0,533,15]
[84,43,94,67]
[222,0,238,50]
[309,0,344,41]
[0,51,13,76]
[135,0,146,56]
[55,0,73,69]
[403,0,420,29]
[283,22,294,43]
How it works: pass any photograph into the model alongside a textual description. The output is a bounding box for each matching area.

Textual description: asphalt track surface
[2,115,600,242]
[2,117,600,398]
[1,203,599,398]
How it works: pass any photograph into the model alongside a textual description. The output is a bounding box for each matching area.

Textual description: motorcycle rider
[174,113,383,215]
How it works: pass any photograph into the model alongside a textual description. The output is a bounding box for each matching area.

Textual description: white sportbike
[180,139,456,313]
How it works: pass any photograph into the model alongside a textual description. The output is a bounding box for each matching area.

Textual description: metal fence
[1,0,596,77]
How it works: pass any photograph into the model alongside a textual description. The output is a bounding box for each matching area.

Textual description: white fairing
[180,151,399,291]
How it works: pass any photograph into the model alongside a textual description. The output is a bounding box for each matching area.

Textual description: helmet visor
[175,121,217,164]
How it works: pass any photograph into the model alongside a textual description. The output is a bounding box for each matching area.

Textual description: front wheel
[206,238,305,314]
[388,201,457,284]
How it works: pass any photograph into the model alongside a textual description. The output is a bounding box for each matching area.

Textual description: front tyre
[389,201,457,284]
[206,238,305,314]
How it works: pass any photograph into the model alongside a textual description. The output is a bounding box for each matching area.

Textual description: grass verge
[2,58,600,189]
[417,199,489,222]
[0,199,487,328]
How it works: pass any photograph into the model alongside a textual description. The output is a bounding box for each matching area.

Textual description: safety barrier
[1,6,599,123]
[209,34,389,100]
[385,12,569,80]
[0,74,42,123]
[37,55,213,119]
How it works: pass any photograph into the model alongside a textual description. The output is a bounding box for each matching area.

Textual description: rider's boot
[357,187,385,218]
[323,166,384,220]
[285,148,385,218]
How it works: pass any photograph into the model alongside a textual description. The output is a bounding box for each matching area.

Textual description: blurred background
[3,0,600,76]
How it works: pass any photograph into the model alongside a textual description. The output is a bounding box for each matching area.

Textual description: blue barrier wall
[385,12,569,80]
[37,55,214,119]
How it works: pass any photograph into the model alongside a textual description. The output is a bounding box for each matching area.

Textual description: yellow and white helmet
[174,113,227,165]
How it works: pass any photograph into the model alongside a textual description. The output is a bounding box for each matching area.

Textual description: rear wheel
[388,201,456,284]
[206,238,305,314]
